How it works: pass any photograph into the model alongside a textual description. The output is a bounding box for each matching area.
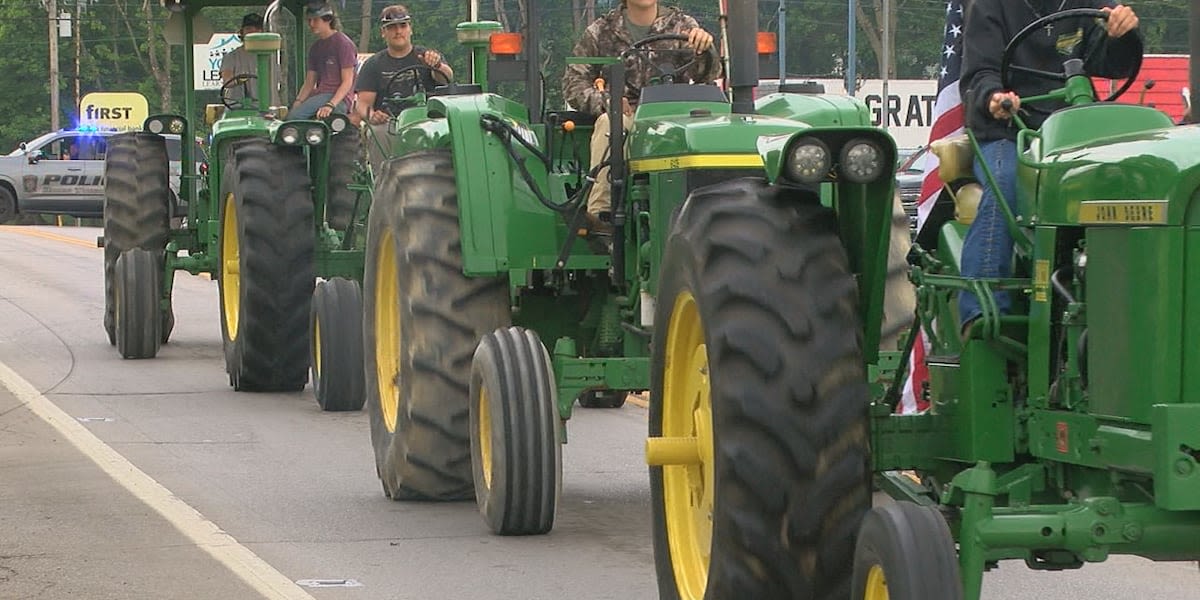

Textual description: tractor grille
[898,185,921,233]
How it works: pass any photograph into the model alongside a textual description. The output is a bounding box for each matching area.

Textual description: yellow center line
[0,226,99,250]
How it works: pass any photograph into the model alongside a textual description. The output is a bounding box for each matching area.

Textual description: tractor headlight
[839,139,885,183]
[327,114,349,135]
[785,137,831,183]
[168,118,185,135]
[279,126,300,145]
[147,119,164,134]
[305,127,326,145]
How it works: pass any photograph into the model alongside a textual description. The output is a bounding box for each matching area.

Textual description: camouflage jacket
[562,5,723,116]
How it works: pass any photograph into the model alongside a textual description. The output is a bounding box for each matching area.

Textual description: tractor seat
[639,83,727,105]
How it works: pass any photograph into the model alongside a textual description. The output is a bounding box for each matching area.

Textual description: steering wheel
[626,33,711,85]
[221,74,257,110]
[379,64,448,115]
[1000,8,1142,112]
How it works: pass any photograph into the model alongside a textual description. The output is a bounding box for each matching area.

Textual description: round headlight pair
[147,117,185,135]
[279,125,326,146]
[784,137,886,184]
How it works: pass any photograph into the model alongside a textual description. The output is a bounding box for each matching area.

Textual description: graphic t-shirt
[307,31,358,94]
[356,46,443,111]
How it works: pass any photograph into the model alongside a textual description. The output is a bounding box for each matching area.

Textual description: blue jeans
[958,138,1018,329]
[290,92,347,120]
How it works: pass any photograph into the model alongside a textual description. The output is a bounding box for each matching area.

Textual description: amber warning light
[490,33,523,56]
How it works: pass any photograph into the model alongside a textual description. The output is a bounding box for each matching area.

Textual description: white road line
[0,361,317,600]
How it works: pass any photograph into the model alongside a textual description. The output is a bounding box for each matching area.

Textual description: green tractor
[102,0,367,412]
[645,5,1200,600]
[361,0,912,538]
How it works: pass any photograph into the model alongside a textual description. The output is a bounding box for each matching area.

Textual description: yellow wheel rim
[220,192,240,339]
[864,564,889,600]
[313,318,322,377]
[374,231,400,432]
[662,290,714,599]
[478,386,493,489]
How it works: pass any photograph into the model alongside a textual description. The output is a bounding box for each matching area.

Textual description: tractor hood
[626,111,808,173]
[1031,108,1200,226]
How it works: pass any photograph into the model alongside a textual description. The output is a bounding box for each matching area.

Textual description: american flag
[898,0,966,415]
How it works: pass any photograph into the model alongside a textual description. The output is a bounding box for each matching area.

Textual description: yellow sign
[1033,259,1050,303]
[1078,200,1168,225]
[629,154,764,173]
[79,92,149,130]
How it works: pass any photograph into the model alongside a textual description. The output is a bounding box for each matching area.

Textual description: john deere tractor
[360,0,913,539]
[644,5,1200,600]
[102,0,366,412]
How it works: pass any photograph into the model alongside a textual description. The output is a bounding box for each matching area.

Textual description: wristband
[323,102,336,109]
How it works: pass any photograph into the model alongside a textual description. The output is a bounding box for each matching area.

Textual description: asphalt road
[1,224,1198,600]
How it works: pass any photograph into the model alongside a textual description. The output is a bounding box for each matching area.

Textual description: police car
[0,128,188,223]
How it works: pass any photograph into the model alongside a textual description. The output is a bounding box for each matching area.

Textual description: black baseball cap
[380,6,412,25]
[240,13,264,29]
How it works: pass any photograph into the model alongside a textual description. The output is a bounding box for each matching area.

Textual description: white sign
[194,33,241,91]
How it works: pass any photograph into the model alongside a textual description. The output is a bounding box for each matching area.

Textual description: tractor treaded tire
[114,248,162,359]
[104,132,170,346]
[852,502,963,600]
[650,179,872,600]
[365,150,510,501]
[219,139,315,392]
[311,277,366,411]
[326,131,363,230]
[470,326,561,535]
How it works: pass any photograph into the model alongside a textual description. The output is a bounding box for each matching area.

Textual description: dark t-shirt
[356,46,442,110]
[307,31,358,95]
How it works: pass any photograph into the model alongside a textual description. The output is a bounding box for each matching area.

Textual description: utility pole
[881,0,890,129]
[846,0,856,96]
[75,0,82,114]
[48,0,60,130]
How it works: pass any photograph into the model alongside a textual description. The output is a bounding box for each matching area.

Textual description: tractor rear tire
[310,277,365,411]
[113,248,162,359]
[649,179,872,600]
[577,389,626,409]
[851,502,963,600]
[470,327,560,535]
[364,150,510,501]
[103,132,170,347]
[218,139,315,392]
[326,131,363,230]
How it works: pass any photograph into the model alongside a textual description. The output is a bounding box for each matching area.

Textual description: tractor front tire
[649,179,872,600]
[851,502,963,600]
[364,151,510,501]
[113,248,162,359]
[470,327,560,535]
[103,132,170,347]
[218,139,315,392]
[311,277,365,411]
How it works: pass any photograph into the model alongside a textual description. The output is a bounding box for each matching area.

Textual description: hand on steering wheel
[626,32,715,85]
[1000,7,1142,113]
[220,74,257,110]
[379,64,448,116]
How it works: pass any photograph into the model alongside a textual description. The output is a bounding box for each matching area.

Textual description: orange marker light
[756,32,778,55]
[563,120,576,132]
[490,32,524,56]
